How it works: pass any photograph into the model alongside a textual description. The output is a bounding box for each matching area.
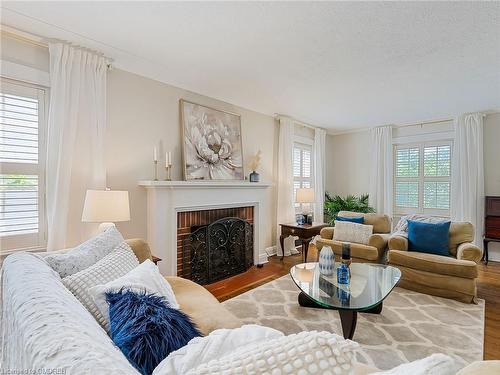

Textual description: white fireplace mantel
[138,180,273,276]
[138,180,271,189]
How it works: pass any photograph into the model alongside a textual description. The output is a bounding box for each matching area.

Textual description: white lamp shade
[296,188,315,203]
[81,190,130,223]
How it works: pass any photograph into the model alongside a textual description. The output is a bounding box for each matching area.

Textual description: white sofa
[2,250,499,374]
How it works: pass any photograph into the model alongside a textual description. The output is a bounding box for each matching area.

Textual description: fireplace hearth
[182,217,253,284]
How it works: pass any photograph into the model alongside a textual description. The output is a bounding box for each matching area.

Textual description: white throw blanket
[393,214,449,238]
[1,252,139,374]
[153,325,283,374]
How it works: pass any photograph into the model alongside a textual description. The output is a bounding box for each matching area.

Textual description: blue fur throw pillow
[106,289,202,375]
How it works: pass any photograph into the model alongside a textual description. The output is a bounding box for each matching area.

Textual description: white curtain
[451,113,484,248]
[368,125,393,217]
[314,128,326,223]
[276,117,297,256]
[46,43,108,250]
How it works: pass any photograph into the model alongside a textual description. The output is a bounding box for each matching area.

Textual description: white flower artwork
[181,100,244,180]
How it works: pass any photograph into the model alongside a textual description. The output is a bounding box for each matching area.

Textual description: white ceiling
[1,1,499,131]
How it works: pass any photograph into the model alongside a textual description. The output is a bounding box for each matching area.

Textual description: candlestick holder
[153,160,159,181]
[165,164,172,181]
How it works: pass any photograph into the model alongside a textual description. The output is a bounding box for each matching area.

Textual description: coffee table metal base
[298,292,383,340]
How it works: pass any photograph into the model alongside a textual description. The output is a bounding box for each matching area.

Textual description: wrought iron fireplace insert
[182,217,253,285]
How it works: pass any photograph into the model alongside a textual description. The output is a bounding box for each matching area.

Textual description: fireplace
[182,217,253,284]
[177,206,254,284]
[139,180,271,276]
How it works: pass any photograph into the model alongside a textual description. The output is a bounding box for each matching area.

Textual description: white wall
[106,68,278,249]
[325,131,371,197]
[1,34,279,252]
[484,113,500,260]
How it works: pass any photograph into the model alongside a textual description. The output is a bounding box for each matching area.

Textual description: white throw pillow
[182,331,358,375]
[45,226,124,278]
[333,221,373,245]
[88,259,179,331]
[62,242,139,326]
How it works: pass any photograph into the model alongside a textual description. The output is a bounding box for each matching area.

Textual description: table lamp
[81,189,130,232]
[296,188,315,225]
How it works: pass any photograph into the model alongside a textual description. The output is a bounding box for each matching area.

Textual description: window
[0,78,47,252]
[394,141,452,216]
[293,141,314,213]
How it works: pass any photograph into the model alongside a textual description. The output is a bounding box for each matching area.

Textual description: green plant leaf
[323,192,376,225]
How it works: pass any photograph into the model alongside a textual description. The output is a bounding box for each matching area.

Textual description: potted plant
[323,193,375,225]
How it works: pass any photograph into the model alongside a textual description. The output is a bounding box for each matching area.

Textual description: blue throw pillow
[106,289,202,375]
[336,216,364,224]
[407,220,451,256]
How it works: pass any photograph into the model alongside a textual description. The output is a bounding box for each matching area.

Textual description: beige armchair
[316,211,391,263]
[388,221,482,303]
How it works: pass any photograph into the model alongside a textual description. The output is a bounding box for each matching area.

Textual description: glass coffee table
[290,262,401,339]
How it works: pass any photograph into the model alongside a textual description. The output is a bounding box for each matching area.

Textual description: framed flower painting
[180,100,244,180]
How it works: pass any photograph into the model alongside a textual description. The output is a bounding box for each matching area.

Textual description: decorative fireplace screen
[182,217,253,285]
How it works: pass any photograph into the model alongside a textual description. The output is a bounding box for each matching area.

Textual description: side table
[279,223,328,262]
[152,255,162,265]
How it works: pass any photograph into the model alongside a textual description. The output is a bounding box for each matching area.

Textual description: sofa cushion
[338,211,391,233]
[107,290,201,375]
[62,242,139,326]
[388,250,478,278]
[45,226,124,278]
[166,276,242,335]
[333,221,373,245]
[337,216,364,224]
[408,220,451,256]
[88,259,179,331]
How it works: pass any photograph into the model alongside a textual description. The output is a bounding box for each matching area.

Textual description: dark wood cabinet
[484,196,500,264]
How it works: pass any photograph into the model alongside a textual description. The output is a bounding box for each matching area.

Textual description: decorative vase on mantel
[249,171,260,182]
[319,245,335,276]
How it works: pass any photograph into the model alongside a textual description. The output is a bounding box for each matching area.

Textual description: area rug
[222,274,485,370]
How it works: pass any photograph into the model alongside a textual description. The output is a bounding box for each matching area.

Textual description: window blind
[0,93,39,164]
[394,142,452,215]
[0,78,46,251]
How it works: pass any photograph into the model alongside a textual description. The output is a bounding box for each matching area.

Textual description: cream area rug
[222,275,484,370]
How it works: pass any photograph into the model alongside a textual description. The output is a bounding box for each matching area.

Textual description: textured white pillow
[45,226,124,278]
[88,259,179,331]
[184,331,358,375]
[333,221,373,245]
[62,242,139,326]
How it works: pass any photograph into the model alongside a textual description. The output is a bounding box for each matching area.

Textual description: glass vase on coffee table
[290,262,401,339]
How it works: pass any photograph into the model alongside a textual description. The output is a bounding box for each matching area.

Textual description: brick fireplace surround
[176,206,254,276]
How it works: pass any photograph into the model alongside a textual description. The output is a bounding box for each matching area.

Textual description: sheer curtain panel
[314,128,326,223]
[46,43,108,250]
[451,113,485,248]
[276,117,297,256]
[369,125,393,217]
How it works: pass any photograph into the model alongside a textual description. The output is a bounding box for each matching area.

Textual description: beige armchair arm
[320,227,334,240]
[368,233,390,252]
[456,242,483,263]
[368,233,390,258]
[388,235,408,251]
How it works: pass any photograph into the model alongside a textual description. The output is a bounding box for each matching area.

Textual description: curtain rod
[274,113,324,131]
[1,24,114,67]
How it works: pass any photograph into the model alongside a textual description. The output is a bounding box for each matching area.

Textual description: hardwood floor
[205,247,500,360]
